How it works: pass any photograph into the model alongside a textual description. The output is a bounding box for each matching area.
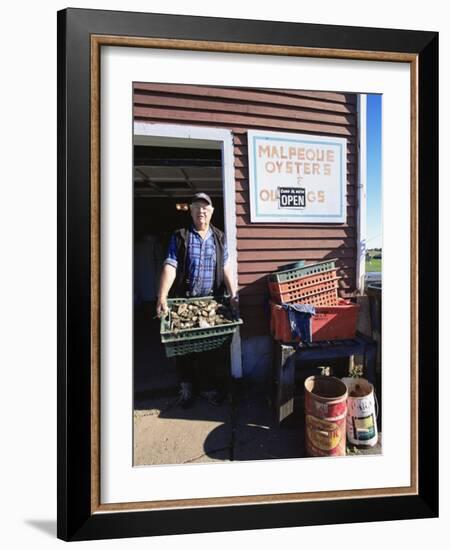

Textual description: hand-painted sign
[248,130,347,223]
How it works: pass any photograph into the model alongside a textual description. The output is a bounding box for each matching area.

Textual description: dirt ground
[133,380,382,466]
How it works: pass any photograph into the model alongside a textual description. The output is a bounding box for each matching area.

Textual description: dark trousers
[175,345,230,394]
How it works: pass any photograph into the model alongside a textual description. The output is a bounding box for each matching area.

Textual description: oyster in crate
[168,298,235,334]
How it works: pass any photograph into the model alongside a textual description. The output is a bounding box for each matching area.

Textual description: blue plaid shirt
[164,225,229,297]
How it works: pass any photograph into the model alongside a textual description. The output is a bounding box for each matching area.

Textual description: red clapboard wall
[133,83,359,337]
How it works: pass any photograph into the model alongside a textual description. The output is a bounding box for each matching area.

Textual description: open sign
[278,187,306,208]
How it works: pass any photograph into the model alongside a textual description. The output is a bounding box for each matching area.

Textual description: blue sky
[366,94,382,249]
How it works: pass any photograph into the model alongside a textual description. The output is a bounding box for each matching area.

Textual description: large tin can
[304,375,348,457]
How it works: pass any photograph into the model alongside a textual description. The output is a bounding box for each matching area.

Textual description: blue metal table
[273,333,378,423]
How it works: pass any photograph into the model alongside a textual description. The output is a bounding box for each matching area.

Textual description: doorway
[133,124,241,401]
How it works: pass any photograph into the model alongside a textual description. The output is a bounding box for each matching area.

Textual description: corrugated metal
[134,83,359,337]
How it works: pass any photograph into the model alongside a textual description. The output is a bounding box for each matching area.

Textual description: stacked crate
[268,260,359,343]
[268,259,340,307]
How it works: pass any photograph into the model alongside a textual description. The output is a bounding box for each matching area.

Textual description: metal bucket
[342,377,378,447]
[304,376,348,457]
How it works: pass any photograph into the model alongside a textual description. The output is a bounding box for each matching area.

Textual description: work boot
[176,382,194,409]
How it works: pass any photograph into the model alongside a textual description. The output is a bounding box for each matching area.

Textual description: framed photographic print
[57,8,438,541]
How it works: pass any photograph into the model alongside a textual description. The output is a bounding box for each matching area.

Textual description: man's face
[190,200,214,227]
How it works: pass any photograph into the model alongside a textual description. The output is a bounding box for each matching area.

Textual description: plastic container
[271,285,339,307]
[268,259,337,284]
[268,268,340,306]
[270,299,360,343]
[276,260,306,272]
[160,296,242,358]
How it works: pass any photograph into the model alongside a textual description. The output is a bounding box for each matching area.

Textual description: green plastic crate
[276,260,305,272]
[268,259,337,284]
[160,296,243,358]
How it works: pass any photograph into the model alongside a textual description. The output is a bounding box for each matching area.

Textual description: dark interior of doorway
[133,144,224,400]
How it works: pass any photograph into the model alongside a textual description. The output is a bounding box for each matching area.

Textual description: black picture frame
[57,8,438,541]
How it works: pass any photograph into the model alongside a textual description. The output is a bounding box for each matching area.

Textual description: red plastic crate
[270,299,360,343]
[268,268,340,306]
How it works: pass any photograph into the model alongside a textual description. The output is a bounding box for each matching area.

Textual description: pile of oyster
[167,299,236,334]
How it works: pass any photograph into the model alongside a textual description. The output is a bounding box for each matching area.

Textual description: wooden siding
[134,83,358,337]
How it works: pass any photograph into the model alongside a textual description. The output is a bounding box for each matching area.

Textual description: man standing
[156,193,239,407]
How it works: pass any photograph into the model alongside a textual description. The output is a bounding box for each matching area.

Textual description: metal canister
[304,375,348,457]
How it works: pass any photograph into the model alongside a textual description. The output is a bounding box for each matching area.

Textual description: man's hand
[156,295,169,318]
[156,263,177,318]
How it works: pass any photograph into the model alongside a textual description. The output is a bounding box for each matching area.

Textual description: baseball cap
[191,192,213,206]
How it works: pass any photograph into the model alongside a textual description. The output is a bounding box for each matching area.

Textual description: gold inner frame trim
[90,34,419,514]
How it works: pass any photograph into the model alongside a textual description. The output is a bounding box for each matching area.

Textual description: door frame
[134,122,243,378]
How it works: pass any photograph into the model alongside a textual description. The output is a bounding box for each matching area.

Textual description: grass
[366,259,382,272]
